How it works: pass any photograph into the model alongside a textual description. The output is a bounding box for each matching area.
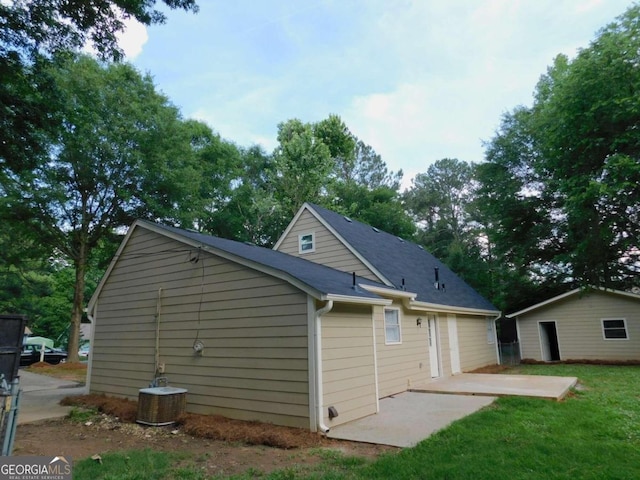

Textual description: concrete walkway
[16,370,87,425]
[328,392,495,447]
[413,373,578,400]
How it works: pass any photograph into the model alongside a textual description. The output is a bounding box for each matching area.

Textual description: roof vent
[372,227,380,233]
[344,216,352,223]
[418,245,424,250]
[397,237,405,243]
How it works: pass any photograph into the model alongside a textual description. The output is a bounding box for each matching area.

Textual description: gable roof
[88,220,391,314]
[277,203,498,313]
[507,287,640,318]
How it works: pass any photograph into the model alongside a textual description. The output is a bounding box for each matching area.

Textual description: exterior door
[427,315,440,378]
[447,314,461,374]
[539,321,560,361]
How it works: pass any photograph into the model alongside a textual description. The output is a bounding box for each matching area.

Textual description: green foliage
[404,158,494,300]
[477,4,640,306]
[74,449,178,480]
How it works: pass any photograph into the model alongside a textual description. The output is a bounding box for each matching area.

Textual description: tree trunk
[67,242,87,363]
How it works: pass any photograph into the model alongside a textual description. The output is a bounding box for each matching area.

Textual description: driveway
[16,370,87,425]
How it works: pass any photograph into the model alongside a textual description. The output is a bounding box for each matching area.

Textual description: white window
[298,232,315,254]
[487,318,496,344]
[602,319,628,340]
[384,308,402,344]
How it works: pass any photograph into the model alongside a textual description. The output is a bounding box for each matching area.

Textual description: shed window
[602,319,628,340]
[298,233,315,254]
[384,308,401,344]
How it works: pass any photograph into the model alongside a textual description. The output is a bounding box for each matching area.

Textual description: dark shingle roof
[146,221,387,301]
[307,204,498,312]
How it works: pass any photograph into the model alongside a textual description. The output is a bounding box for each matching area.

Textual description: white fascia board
[406,299,501,317]
[325,293,392,306]
[506,288,581,318]
[359,284,417,300]
[507,286,640,318]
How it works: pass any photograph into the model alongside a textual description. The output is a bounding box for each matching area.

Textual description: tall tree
[271,119,333,218]
[478,4,640,303]
[1,0,198,171]
[0,54,200,361]
[404,158,492,295]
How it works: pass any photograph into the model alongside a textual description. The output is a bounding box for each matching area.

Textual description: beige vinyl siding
[90,227,311,428]
[321,304,377,427]
[276,209,379,281]
[517,291,640,361]
[374,303,432,397]
[456,314,499,371]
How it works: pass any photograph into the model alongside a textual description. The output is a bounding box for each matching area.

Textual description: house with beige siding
[508,288,640,362]
[87,204,500,433]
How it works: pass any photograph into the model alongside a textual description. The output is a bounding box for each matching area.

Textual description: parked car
[78,344,90,360]
[20,344,68,366]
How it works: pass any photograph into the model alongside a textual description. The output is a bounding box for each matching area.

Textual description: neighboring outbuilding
[87,204,500,433]
[507,288,640,362]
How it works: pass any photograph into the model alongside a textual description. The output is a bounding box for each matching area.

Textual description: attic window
[298,232,315,254]
[602,318,628,340]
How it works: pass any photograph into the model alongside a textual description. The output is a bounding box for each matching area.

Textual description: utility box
[136,386,187,426]
[0,315,27,385]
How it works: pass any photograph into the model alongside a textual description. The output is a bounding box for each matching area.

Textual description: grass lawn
[73,364,640,479]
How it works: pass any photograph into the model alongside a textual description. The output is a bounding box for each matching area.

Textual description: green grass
[72,365,640,479]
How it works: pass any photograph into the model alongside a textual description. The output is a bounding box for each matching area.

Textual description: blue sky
[120,0,634,189]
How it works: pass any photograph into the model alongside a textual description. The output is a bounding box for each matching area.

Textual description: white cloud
[82,11,148,59]
[118,17,148,59]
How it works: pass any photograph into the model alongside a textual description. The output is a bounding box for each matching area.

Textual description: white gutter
[491,313,501,365]
[314,300,333,434]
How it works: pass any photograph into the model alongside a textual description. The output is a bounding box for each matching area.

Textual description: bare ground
[15,364,396,477]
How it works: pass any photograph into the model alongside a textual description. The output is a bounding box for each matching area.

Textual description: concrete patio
[412,373,578,401]
[328,373,578,447]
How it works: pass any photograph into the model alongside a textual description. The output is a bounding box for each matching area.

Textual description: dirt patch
[26,362,87,383]
[468,364,512,374]
[15,394,396,477]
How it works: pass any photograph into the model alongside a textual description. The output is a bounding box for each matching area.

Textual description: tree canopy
[477,4,640,304]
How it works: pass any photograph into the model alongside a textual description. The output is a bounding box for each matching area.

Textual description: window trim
[601,318,629,340]
[486,318,496,345]
[298,232,315,254]
[384,307,402,345]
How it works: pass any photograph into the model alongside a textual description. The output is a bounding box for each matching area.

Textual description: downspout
[492,314,501,365]
[315,299,334,434]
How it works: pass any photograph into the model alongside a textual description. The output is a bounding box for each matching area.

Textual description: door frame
[427,314,441,378]
[538,320,561,361]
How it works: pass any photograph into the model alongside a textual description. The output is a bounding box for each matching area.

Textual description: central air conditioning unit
[136,385,187,426]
